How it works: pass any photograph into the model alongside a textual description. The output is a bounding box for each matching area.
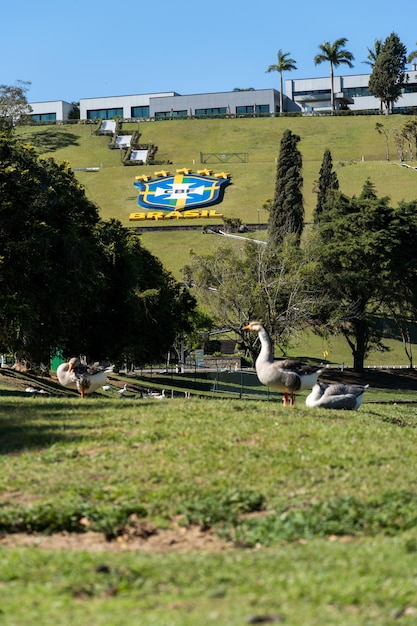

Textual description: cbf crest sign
[130,168,230,221]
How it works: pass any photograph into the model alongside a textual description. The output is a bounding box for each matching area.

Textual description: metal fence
[209,369,281,400]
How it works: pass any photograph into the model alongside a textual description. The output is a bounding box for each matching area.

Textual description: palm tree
[363,39,383,69]
[266,49,297,115]
[314,38,354,112]
[408,42,417,65]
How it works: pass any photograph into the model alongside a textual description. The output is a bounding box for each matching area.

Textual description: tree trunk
[330,64,335,112]
[352,319,369,372]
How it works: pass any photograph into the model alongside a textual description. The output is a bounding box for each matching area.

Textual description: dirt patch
[0,521,233,553]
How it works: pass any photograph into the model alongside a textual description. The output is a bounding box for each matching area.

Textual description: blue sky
[3,0,416,104]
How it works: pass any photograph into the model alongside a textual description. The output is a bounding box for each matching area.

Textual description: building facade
[29,100,74,122]
[28,68,417,122]
[285,69,417,113]
[79,92,177,120]
[77,89,295,120]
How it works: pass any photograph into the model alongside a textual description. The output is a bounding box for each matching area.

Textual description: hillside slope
[13,117,417,367]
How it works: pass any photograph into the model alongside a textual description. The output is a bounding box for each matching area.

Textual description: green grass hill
[14,115,417,367]
[15,115,417,276]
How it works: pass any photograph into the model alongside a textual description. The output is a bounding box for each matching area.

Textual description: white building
[28,68,417,122]
[29,100,74,122]
[79,92,177,120]
[78,89,297,120]
[286,69,417,114]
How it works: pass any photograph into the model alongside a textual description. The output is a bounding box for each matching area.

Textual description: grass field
[16,115,417,229]
[1,371,417,625]
[15,115,417,277]
[3,117,417,624]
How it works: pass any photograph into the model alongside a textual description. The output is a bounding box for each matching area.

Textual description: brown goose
[57,357,114,398]
[243,321,324,405]
[306,381,369,410]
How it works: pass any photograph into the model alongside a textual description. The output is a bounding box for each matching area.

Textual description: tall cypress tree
[268,129,304,246]
[314,148,339,223]
[368,32,407,114]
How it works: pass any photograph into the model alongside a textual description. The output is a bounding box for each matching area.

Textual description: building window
[87,108,123,120]
[155,110,188,119]
[344,86,371,97]
[293,89,331,98]
[131,105,150,117]
[30,112,57,122]
[402,83,417,94]
[194,107,228,116]
[236,104,269,115]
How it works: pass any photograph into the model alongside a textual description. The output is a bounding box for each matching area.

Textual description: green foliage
[368,33,408,113]
[0,138,198,364]
[0,500,147,537]
[314,148,339,221]
[265,49,297,114]
[181,488,266,529]
[228,491,417,547]
[268,129,304,245]
[0,138,101,362]
[313,180,417,370]
[184,235,320,360]
[314,38,355,111]
[0,80,32,129]
[88,219,198,364]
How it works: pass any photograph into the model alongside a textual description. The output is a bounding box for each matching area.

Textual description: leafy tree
[0,81,32,135]
[314,180,417,371]
[313,149,339,222]
[0,139,101,363]
[392,127,405,161]
[266,49,297,115]
[384,199,417,367]
[183,237,321,364]
[68,102,80,120]
[314,38,354,112]
[0,138,197,366]
[70,219,197,367]
[368,32,408,114]
[375,122,391,160]
[401,119,417,160]
[268,129,304,246]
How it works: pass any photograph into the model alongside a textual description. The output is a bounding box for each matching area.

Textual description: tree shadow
[25,129,81,154]
[0,401,96,454]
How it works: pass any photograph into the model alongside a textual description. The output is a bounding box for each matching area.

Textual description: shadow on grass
[25,129,80,153]
[0,400,92,454]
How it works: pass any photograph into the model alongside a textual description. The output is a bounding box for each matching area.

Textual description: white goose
[306,381,369,410]
[57,358,114,398]
[243,321,324,406]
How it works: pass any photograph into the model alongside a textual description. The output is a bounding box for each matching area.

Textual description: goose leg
[282,392,289,406]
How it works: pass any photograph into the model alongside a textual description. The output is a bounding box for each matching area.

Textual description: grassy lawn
[1,382,417,624]
[4,117,417,623]
[15,116,417,279]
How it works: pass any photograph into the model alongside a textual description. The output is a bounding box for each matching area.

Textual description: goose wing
[256,361,302,391]
[321,383,369,398]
